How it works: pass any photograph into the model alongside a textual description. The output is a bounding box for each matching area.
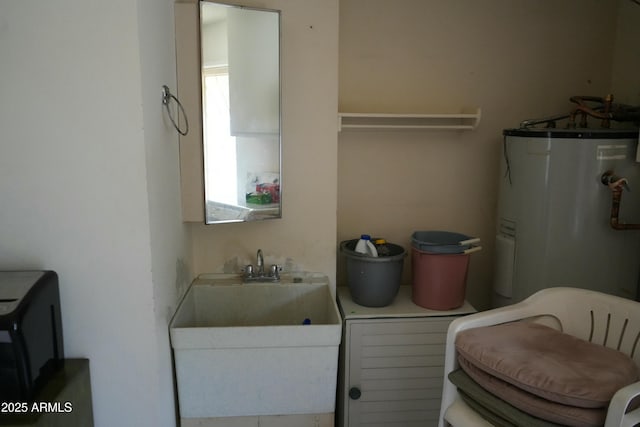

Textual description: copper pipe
[568,94,639,127]
[570,95,605,107]
[569,95,611,128]
[580,95,606,103]
[608,187,640,231]
[579,111,588,128]
[601,94,613,128]
[572,105,608,120]
[520,94,639,129]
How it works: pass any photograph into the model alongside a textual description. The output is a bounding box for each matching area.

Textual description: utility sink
[169,273,342,419]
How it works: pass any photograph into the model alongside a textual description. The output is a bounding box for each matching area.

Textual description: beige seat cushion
[458,355,607,427]
[455,321,639,408]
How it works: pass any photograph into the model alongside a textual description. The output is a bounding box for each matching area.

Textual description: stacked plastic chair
[439,288,640,427]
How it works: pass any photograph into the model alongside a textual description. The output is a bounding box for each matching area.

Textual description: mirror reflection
[200,1,281,224]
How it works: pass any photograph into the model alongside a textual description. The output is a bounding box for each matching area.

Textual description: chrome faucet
[256,249,265,276]
[243,249,280,282]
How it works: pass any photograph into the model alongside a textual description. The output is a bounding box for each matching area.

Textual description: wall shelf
[338,108,481,131]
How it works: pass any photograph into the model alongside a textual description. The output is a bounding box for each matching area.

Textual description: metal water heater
[494,127,640,306]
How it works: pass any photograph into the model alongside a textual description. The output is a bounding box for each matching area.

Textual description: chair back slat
[529,288,640,369]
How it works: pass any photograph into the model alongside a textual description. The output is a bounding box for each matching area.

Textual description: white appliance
[494,128,640,306]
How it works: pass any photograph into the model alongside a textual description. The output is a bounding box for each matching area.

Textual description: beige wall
[189,0,638,309]
[190,0,340,288]
[338,0,622,309]
[612,0,640,105]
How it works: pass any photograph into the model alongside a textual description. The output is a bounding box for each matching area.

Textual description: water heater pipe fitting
[602,171,640,230]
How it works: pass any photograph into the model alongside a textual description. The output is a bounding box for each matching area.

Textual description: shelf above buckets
[411,231,481,310]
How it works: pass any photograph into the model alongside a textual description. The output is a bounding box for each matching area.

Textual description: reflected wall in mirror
[200,1,281,224]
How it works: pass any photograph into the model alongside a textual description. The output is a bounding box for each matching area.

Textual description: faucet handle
[244,264,254,278]
[269,264,280,280]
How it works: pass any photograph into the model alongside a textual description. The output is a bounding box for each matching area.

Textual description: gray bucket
[340,239,406,307]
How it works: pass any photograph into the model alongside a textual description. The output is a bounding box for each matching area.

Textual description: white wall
[202,20,228,68]
[136,0,192,425]
[0,1,188,427]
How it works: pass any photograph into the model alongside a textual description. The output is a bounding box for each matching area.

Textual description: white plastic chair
[439,287,640,427]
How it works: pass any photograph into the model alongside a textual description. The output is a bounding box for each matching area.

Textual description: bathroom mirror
[200,1,281,224]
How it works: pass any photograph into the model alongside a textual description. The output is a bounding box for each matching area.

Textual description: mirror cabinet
[175,0,281,224]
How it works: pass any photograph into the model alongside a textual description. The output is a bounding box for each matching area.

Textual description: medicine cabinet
[175,0,282,224]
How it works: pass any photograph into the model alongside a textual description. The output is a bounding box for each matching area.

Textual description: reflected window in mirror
[200,1,281,224]
[203,66,237,206]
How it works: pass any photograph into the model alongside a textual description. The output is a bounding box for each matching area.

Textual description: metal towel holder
[162,85,189,136]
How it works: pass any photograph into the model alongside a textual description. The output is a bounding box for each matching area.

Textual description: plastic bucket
[411,246,469,310]
[340,239,405,307]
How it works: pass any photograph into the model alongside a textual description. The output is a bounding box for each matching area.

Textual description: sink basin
[169,273,342,419]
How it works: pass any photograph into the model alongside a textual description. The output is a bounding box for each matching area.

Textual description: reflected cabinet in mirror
[200,1,281,224]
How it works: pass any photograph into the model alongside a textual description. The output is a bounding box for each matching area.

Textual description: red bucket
[411,247,469,310]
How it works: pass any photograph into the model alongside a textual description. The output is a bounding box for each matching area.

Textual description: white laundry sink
[169,273,342,420]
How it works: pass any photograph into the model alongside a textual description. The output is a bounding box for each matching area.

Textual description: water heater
[494,128,640,306]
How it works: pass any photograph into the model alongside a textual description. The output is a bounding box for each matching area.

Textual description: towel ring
[162,85,189,136]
